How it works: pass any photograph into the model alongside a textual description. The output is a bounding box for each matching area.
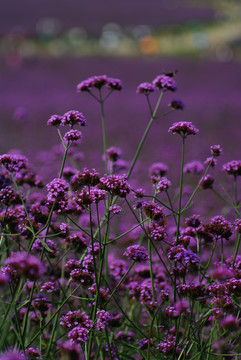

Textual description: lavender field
[1,1,241,359]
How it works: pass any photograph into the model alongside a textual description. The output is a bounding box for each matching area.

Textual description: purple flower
[204,157,217,167]
[68,326,90,343]
[210,145,223,157]
[71,168,100,190]
[123,245,149,263]
[207,215,232,240]
[64,129,82,143]
[146,222,167,241]
[77,75,107,92]
[61,110,87,127]
[138,338,154,350]
[0,154,28,172]
[136,82,155,95]
[109,259,128,280]
[5,251,45,280]
[106,77,123,91]
[76,79,94,92]
[0,350,25,360]
[109,204,122,214]
[185,214,202,228]
[46,178,69,201]
[98,174,130,197]
[65,232,89,250]
[57,341,81,360]
[26,347,42,360]
[142,201,164,222]
[47,114,62,127]
[65,259,81,274]
[96,310,111,332]
[220,315,239,331]
[184,161,204,175]
[106,146,122,162]
[74,186,106,207]
[156,177,172,192]
[223,160,241,176]
[168,122,199,138]
[70,268,94,286]
[234,219,241,234]
[40,281,55,293]
[88,75,108,89]
[200,174,214,189]
[168,99,184,110]
[60,310,92,329]
[152,74,177,92]
[149,162,168,177]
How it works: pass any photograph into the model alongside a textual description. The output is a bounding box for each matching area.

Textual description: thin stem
[104,262,134,307]
[182,158,213,213]
[99,90,108,174]
[201,239,217,282]
[127,90,164,179]
[176,136,185,244]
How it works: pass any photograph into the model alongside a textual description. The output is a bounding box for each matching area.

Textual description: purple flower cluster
[136,82,155,95]
[77,75,122,92]
[184,160,204,175]
[152,74,177,92]
[98,174,130,197]
[210,144,223,157]
[156,177,172,192]
[47,110,87,127]
[207,215,232,240]
[168,121,199,138]
[0,154,28,172]
[96,310,111,332]
[200,174,214,189]
[5,251,45,280]
[63,129,82,143]
[123,245,149,263]
[223,160,241,176]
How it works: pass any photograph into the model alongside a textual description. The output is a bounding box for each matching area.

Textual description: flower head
[62,110,87,127]
[168,122,199,138]
[200,174,214,189]
[136,82,155,95]
[64,130,82,143]
[124,245,149,262]
[153,74,177,92]
[210,145,223,157]
[106,77,123,91]
[5,251,45,280]
[168,99,184,110]
[98,174,130,197]
[223,160,241,176]
[156,177,172,192]
[207,215,232,240]
[184,161,203,175]
[47,114,62,127]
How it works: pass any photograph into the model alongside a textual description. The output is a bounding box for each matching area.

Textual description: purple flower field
[1,64,241,359]
[1,1,241,357]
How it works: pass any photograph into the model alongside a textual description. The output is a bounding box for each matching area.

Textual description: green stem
[127,90,164,180]
[26,284,81,348]
[201,239,217,282]
[104,262,134,307]
[233,233,241,267]
[176,136,185,244]
[182,158,213,213]
[99,91,108,174]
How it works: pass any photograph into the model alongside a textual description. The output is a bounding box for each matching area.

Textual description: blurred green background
[1,0,241,61]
